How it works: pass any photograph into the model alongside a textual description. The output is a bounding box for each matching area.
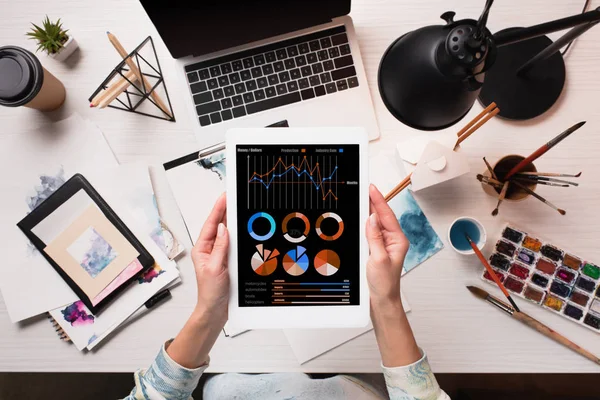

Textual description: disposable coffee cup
[0,46,66,111]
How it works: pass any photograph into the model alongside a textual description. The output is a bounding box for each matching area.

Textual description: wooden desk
[1,0,599,373]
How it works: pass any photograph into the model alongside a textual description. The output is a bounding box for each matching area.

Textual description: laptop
[140,0,380,147]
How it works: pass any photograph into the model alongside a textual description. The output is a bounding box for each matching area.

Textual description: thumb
[207,223,229,273]
[366,213,389,264]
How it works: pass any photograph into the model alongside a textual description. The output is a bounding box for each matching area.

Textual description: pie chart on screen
[314,249,340,276]
[283,246,309,276]
[251,244,279,276]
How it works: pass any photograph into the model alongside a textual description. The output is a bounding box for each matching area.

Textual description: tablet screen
[236,144,360,307]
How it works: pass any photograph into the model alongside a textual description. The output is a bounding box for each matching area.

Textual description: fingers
[366,213,390,265]
[194,193,227,254]
[369,184,402,233]
[206,223,229,273]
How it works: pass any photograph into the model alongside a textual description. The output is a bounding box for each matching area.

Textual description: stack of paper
[0,115,182,351]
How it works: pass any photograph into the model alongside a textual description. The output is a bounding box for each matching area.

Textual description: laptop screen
[140,0,351,59]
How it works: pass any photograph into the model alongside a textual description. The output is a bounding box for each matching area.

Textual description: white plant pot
[49,35,78,62]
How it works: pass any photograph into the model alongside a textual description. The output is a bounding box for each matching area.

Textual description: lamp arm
[493,6,600,47]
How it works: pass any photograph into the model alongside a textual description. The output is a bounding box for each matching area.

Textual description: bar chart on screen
[246,154,341,210]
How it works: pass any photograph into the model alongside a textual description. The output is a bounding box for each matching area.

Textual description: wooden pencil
[384,174,411,202]
[455,108,500,148]
[456,102,497,137]
[95,70,137,108]
[106,32,173,118]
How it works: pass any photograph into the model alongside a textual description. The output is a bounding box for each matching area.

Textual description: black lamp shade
[378,24,485,131]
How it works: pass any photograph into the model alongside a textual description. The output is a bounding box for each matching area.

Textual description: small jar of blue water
[448,217,486,255]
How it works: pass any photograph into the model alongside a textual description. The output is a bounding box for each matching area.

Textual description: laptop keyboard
[184,26,359,127]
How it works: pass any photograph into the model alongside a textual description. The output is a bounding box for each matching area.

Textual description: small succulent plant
[26,16,69,55]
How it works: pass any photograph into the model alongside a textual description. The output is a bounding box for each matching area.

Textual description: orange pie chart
[251,244,279,276]
[314,249,340,276]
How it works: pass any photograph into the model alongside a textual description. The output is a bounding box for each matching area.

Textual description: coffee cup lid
[0,46,44,107]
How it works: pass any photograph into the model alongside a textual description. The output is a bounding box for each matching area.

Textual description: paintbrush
[514,174,579,186]
[465,233,520,312]
[477,174,503,187]
[483,157,499,180]
[519,171,582,178]
[467,286,600,366]
[492,181,509,216]
[511,180,566,215]
[504,121,586,180]
[513,179,569,188]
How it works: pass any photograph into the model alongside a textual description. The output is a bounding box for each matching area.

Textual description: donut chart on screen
[315,212,344,241]
[247,212,276,241]
[251,244,279,276]
[282,212,310,243]
[314,249,340,276]
[283,246,309,276]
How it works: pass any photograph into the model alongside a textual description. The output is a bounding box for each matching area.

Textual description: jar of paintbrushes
[478,121,585,216]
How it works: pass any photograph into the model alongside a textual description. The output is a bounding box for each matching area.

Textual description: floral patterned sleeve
[123,340,207,400]
[382,350,451,400]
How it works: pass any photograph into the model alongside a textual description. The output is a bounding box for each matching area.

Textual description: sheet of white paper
[86,277,182,350]
[0,115,118,322]
[397,132,458,165]
[410,141,470,191]
[47,165,179,351]
[164,149,226,245]
[283,293,410,364]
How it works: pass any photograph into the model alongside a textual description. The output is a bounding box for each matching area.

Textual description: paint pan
[481,224,600,334]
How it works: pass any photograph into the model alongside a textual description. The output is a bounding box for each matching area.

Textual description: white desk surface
[1,0,600,373]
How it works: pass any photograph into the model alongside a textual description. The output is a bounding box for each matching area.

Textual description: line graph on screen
[247,155,340,209]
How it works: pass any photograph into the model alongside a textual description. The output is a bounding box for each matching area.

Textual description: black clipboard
[17,174,154,315]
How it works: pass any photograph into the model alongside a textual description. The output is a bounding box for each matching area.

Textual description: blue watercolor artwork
[387,190,444,274]
[68,227,118,278]
[197,151,226,180]
[27,166,66,211]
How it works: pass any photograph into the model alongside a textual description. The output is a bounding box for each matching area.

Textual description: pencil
[94,70,138,108]
[504,121,586,180]
[90,71,137,107]
[456,102,497,137]
[106,32,173,118]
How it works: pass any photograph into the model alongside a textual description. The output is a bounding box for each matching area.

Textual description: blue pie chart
[283,246,309,276]
[247,212,276,241]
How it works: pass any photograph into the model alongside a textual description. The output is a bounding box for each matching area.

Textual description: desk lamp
[378,1,600,130]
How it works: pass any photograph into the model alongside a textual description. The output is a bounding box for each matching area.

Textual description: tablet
[226,128,369,329]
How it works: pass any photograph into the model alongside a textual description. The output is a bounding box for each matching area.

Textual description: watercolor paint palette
[482,225,600,333]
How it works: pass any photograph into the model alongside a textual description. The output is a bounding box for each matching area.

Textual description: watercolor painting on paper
[387,189,444,275]
[67,227,118,278]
